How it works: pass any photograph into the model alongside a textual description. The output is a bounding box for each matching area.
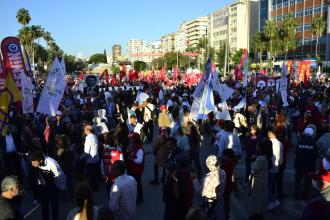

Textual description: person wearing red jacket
[100,132,123,197]
[126,132,144,204]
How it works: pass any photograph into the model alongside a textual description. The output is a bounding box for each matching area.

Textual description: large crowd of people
[0,71,330,220]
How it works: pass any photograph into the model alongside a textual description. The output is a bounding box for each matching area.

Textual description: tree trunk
[315,35,319,57]
[259,51,263,69]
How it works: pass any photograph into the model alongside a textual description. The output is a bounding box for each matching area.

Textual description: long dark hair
[74,183,95,220]
[256,139,273,170]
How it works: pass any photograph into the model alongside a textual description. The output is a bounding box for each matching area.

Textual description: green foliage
[16,8,31,27]
[231,49,244,64]
[111,66,120,74]
[311,17,326,57]
[88,53,107,64]
[151,57,164,70]
[252,32,266,65]
[63,55,86,74]
[215,45,226,70]
[134,61,147,71]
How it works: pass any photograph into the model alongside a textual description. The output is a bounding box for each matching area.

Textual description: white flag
[212,70,233,101]
[21,72,34,114]
[316,66,321,79]
[36,57,67,116]
[216,101,231,120]
[233,98,246,112]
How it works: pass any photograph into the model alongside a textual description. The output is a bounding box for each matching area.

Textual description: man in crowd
[294,127,318,200]
[0,176,23,220]
[128,115,143,135]
[30,150,66,220]
[109,160,137,220]
[80,124,99,192]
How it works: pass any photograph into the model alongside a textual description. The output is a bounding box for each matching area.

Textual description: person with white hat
[294,127,318,200]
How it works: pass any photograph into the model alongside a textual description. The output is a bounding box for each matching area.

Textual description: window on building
[304,8,313,16]
[283,2,288,7]
[296,26,303,32]
[304,24,311,30]
[314,7,321,13]
[297,0,303,3]
[296,10,304,17]
[289,0,294,5]
[272,5,276,10]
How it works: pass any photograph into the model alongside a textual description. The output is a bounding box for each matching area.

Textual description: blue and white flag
[198,59,215,116]
[280,63,289,107]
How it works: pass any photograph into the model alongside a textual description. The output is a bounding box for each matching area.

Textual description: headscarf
[206,155,219,172]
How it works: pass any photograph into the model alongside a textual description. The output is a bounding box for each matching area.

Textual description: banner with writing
[36,57,66,116]
[1,37,27,90]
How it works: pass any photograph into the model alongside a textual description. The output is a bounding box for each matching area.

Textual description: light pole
[223,12,229,78]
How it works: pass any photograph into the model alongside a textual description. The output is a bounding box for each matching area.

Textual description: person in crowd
[186,122,202,180]
[158,105,172,129]
[164,137,183,181]
[139,98,155,143]
[55,134,74,200]
[163,155,192,220]
[66,183,99,220]
[294,127,318,200]
[30,150,66,220]
[191,155,226,220]
[217,120,241,158]
[100,132,123,196]
[44,117,57,157]
[244,125,259,182]
[267,126,283,209]
[80,125,99,192]
[0,176,23,220]
[55,110,66,135]
[126,132,144,204]
[318,124,330,158]
[257,104,268,137]
[0,126,20,178]
[108,160,137,220]
[249,139,273,220]
[150,127,170,185]
[177,126,190,154]
[127,115,143,135]
[220,149,236,220]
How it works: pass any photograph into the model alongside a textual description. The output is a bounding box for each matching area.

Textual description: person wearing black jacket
[0,176,23,220]
[0,126,21,178]
[294,127,318,200]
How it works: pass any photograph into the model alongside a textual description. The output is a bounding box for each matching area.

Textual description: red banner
[1,37,27,90]
[0,57,6,93]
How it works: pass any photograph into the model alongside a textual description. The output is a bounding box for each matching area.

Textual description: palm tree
[16,8,31,27]
[311,17,325,57]
[264,19,278,66]
[252,32,266,68]
[281,13,298,60]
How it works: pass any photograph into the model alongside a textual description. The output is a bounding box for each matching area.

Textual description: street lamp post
[223,12,229,78]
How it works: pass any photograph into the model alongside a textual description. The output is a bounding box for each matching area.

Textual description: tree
[111,66,120,74]
[151,57,164,70]
[311,17,325,58]
[16,8,31,27]
[134,61,147,71]
[252,32,266,67]
[264,19,278,67]
[281,13,298,60]
[216,45,226,71]
[88,53,107,64]
[231,49,244,64]
[64,54,77,73]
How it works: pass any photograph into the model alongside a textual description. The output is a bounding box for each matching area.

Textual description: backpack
[146,105,156,121]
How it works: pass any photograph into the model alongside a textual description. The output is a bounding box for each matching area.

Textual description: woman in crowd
[249,139,273,220]
[66,183,99,220]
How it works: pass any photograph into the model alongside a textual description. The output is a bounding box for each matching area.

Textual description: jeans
[268,172,277,203]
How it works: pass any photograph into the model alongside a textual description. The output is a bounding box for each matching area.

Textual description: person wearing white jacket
[267,126,283,210]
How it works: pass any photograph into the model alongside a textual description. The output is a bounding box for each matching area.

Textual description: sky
[0,0,232,57]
